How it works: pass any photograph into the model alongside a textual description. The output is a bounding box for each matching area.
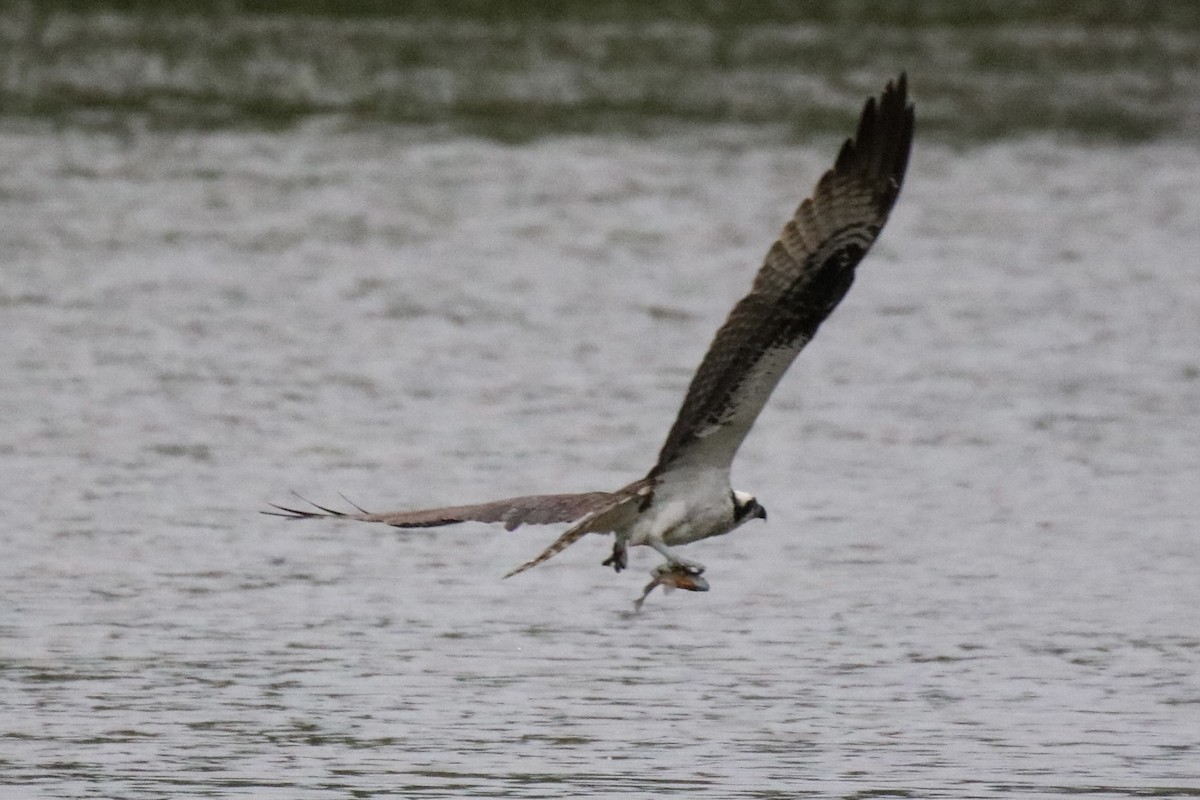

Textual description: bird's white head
[732,490,767,525]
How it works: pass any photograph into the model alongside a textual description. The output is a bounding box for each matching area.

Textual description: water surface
[2,8,1199,799]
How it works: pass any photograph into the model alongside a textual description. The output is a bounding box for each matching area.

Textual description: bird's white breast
[626,467,737,547]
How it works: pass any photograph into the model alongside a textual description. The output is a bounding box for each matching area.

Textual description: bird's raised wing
[265,489,631,531]
[651,74,914,476]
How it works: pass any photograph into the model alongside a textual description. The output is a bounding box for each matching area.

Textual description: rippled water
[3,12,1200,797]
[3,3,1199,140]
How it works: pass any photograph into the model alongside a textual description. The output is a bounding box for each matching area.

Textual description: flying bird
[267,74,914,606]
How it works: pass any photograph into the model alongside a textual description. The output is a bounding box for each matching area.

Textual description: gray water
[3,11,1200,800]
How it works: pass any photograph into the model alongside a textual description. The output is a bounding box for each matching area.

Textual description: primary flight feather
[267,74,915,606]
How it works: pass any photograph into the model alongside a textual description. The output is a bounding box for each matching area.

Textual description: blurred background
[3,2,1199,798]
[2,0,1198,140]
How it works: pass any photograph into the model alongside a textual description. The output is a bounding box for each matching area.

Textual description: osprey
[268,75,914,607]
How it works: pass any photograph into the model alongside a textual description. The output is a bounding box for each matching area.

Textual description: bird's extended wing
[502,482,652,578]
[651,74,914,476]
[265,490,628,531]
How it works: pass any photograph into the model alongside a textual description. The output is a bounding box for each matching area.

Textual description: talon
[654,562,709,591]
[667,559,705,576]
[634,562,711,609]
[602,540,628,573]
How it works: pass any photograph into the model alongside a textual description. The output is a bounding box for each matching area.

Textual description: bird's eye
[732,495,758,522]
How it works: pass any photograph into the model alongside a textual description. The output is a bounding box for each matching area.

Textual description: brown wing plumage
[651,74,914,475]
[265,489,630,531]
[502,480,654,577]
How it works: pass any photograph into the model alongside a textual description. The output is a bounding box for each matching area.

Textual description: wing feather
[651,74,914,475]
[265,490,625,531]
[502,484,651,578]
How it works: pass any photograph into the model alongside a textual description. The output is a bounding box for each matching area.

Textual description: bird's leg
[645,538,705,575]
[601,538,628,572]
